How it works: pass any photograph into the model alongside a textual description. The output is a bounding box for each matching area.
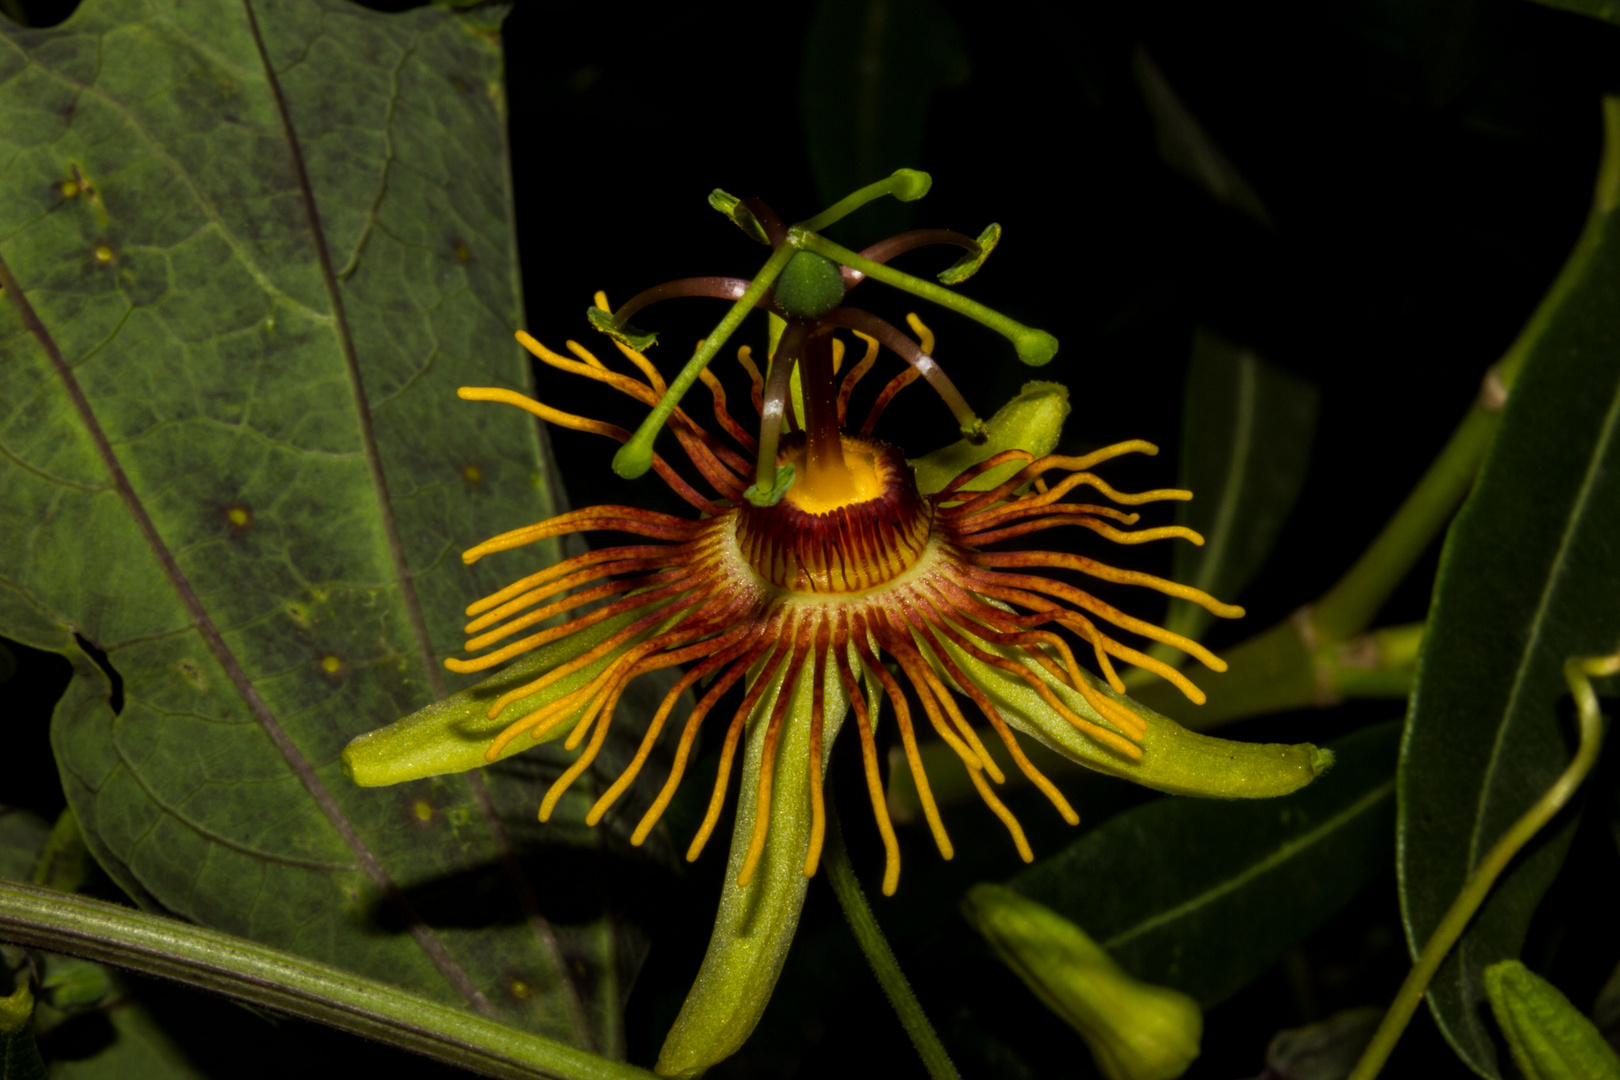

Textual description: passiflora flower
[343,171,1329,1076]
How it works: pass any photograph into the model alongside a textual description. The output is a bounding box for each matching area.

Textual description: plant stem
[1345,652,1617,1080]
[823,805,961,1080]
[1310,406,1498,643]
[0,882,653,1080]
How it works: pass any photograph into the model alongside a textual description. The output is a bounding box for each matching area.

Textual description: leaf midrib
[1103,779,1394,950]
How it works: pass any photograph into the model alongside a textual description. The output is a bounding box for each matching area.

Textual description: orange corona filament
[447,310,1244,896]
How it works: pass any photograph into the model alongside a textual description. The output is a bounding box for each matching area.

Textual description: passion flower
[342,172,1328,1076]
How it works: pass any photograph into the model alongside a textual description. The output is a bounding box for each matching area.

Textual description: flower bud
[0,980,46,1080]
[1485,960,1620,1080]
[963,883,1201,1080]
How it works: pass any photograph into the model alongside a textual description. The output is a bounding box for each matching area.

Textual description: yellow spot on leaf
[176,658,207,691]
[454,242,471,262]
[508,976,533,1000]
[320,655,342,675]
[226,506,250,528]
[94,245,114,265]
[61,180,79,198]
[463,464,482,485]
[412,800,433,822]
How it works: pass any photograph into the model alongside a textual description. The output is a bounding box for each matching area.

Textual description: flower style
[343,172,1328,1077]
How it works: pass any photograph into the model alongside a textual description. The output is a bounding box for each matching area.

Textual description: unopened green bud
[963,884,1201,1080]
[1485,960,1620,1080]
[0,981,46,1080]
[1014,327,1060,366]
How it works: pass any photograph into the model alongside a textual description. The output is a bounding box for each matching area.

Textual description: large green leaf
[0,0,652,1053]
[1163,328,1318,646]
[1008,721,1398,1007]
[1398,99,1620,1079]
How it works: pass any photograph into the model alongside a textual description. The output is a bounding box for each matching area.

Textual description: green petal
[910,381,1070,496]
[934,627,1330,798]
[342,608,655,786]
[656,650,850,1078]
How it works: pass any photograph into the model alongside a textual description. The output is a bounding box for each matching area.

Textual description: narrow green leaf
[1011,722,1398,1006]
[1164,330,1319,646]
[1528,0,1620,27]
[0,0,648,1051]
[799,0,969,241]
[1132,46,1272,227]
[1398,98,1620,1079]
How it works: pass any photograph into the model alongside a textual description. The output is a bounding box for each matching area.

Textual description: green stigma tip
[1015,329,1060,366]
[612,440,654,479]
[744,464,796,507]
[891,169,932,202]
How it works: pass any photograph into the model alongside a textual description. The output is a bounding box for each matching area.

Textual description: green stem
[797,169,932,233]
[794,232,1059,366]
[0,882,653,1080]
[1345,652,1617,1080]
[612,244,794,479]
[1310,406,1498,644]
[1313,97,1620,645]
[823,805,961,1080]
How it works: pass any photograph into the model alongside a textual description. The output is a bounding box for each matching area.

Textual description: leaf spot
[60,180,79,199]
[223,504,252,530]
[453,241,471,263]
[412,799,434,822]
[507,975,533,1000]
[319,654,343,676]
[462,463,482,486]
[176,658,208,692]
[94,245,115,266]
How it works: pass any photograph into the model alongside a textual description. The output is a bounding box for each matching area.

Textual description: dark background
[5,0,1620,1076]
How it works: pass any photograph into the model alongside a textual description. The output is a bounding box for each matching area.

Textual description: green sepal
[963,884,1202,1080]
[36,955,113,1013]
[744,464,796,508]
[343,608,658,785]
[1485,960,1620,1080]
[934,626,1330,798]
[656,649,851,1078]
[938,222,1003,285]
[0,981,47,1080]
[910,381,1070,496]
[586,304,658,351]
[708,188,771,245]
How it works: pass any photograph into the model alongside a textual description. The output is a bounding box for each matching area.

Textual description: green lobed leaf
[1398,97,1620,1078]
[1009,721,1398,1007]
[0,0,654,1053]
[1163,329,1318,647]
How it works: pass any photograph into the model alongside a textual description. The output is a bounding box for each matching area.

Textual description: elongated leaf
[0,0,651,1052]
[799,0,969,241]
[1398,98,1620,1080]
[1010,721,1398,1006]
[1164,329,1319,645]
